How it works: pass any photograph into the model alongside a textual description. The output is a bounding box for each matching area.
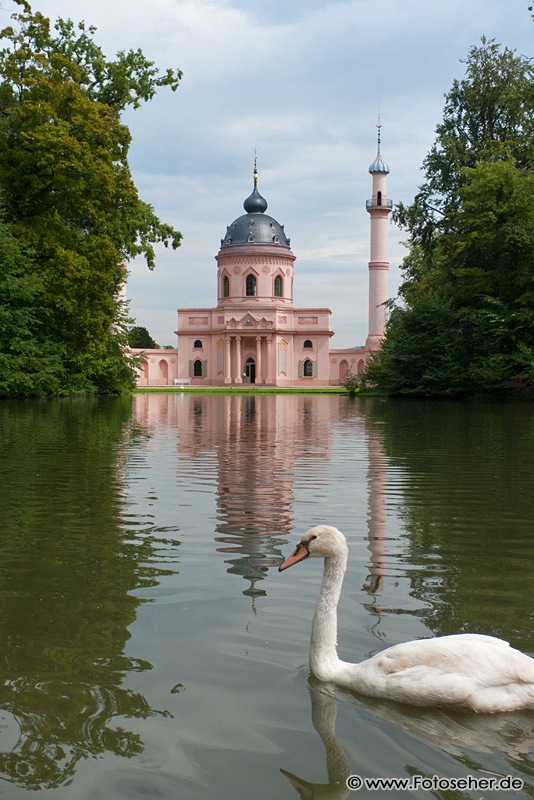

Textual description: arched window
[223,275,230,297]
[377,191,382,206]
[303,359,313,377]
[274,275,283,297]
[193,340,202,349]
[193,359,203,377]
[246,274,257,297]
[303,339,313,349]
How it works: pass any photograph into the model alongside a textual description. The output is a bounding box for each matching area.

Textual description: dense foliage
[365,39,534,397]
[0,1,182,397]
[128,326,158,349]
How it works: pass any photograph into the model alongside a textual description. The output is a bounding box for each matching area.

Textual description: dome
[220,170,290,249]
[221,212,290,248]
[368,154,390,174]
[243,184,268,214]
[369,123,390,174]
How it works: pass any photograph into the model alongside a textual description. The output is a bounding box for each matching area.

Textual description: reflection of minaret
[365,121,392,351]
[362,410,389,619]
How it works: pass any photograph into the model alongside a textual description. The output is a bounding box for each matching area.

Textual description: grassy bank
[134,386,352,395]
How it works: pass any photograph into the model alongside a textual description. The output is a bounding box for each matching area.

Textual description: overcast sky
[15,0,533,347]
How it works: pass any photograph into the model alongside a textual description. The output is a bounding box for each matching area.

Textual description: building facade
[134,133,391,387]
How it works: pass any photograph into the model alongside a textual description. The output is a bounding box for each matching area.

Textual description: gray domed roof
[369,122,390,174]
[220,170,290,249]
[368,153,390,174]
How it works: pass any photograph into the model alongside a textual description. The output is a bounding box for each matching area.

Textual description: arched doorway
[244,357,256,384]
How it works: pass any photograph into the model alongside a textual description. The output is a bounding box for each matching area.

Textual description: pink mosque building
[134,129,392,387]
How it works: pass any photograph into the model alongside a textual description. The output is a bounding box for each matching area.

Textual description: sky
[11,0,533,347]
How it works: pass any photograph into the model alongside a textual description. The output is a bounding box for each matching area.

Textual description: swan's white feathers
[346,636,534,709]
[281,525,534,712]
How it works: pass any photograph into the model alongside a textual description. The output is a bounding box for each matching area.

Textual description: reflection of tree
[0,398,168,790]
[0,674,153,788]
[360,398,534,648]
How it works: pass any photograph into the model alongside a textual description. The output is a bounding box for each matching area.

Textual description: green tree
[0,211,65,397]
[0,1,182,396]
[440,160,534,309]
[369,39,534,397]
[128,326,158,349]
[365,295,468,396]
[440,159,534,391]
[394,38,534,262]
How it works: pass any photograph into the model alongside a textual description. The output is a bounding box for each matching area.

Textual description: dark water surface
[0,394,533,799]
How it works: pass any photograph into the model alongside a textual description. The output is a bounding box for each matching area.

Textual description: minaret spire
[376,111,382,154]
[365,122,392,351]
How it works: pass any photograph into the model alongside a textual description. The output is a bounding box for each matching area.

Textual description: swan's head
[279,525,348,571]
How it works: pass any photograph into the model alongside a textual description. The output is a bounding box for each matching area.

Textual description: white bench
[173,378,191,387]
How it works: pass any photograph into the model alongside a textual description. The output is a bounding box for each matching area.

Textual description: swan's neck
[309,551,348,682]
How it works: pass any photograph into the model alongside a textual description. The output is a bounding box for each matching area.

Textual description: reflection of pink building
[131,392,336,597]
[134,132,391,387]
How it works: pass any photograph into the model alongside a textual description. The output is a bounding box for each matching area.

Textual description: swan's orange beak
[279,542,309,571]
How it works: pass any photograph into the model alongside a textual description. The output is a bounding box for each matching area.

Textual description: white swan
[279,525,534,712]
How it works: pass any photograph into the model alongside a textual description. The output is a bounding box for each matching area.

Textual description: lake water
[0,393,533,799]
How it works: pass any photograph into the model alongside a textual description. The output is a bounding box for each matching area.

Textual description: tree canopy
[128,326,158,349]
[0,1,182,396]
[366,38,534,397]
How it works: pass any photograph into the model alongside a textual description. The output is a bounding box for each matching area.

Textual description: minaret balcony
[366,198,393,210]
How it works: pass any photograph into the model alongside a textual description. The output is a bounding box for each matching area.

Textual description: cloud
[27,0,534,346]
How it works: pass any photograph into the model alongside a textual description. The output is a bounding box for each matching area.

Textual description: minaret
[365,122,392,351]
